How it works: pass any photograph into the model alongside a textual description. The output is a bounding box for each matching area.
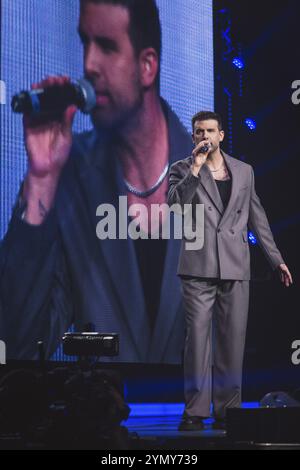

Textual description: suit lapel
[199,163,224,215]
[198,151,241,222]
[219,152,242,226]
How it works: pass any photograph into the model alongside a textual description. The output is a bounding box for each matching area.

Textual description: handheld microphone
[11,78,96,116]
[199,144,210,154]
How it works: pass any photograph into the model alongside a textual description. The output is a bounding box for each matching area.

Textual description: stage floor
[123,403,300,450]
[122,403,256,449]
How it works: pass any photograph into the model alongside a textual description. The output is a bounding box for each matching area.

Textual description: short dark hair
[192,111,223,131]
[80,0,162,91]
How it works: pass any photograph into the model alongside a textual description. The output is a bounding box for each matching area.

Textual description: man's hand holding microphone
[12,75,96,225]
[191,139,211,177]
[21,76,77,225]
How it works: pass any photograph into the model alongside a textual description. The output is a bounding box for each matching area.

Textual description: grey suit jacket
[168,152,285,280]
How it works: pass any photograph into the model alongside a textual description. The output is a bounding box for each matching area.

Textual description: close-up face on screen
[0,0,299,452]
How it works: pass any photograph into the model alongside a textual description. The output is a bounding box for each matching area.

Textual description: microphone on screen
[11,78,96,116]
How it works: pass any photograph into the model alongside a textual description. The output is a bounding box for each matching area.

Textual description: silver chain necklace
[124,162,169,198]
[208,163,224,172]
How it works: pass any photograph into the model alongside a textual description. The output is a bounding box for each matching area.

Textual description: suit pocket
[242,231,248,243]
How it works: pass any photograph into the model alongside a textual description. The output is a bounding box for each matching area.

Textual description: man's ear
[219,130,225,142]
[191,133,195,144]
[140,48,158,88]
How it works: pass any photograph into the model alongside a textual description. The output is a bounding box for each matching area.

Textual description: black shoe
[178,416,205,431]
[212,419,226,430]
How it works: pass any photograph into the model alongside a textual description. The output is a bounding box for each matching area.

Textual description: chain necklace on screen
[124,162,169,198]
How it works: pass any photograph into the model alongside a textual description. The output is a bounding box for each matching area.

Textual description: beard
[90,78,144,132]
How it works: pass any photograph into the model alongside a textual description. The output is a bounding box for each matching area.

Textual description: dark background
[214,0,300,397]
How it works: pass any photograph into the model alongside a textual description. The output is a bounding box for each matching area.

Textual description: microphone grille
[77,78,96,114]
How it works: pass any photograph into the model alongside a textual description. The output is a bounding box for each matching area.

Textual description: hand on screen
[23,75,77,180]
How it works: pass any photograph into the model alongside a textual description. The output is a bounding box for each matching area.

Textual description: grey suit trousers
[181,277,249,419]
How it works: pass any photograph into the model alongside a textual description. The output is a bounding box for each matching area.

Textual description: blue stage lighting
[126,402,260,418]
[232,57,244,69]
[245,118,256,131]
[248,231,257,245]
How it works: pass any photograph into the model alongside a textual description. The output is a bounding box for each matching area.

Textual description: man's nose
[84,43,101,78]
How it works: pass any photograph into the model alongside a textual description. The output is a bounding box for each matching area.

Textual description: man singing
[168,111,293,431]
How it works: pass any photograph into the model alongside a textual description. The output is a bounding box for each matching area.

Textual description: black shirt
[215,178,232,209]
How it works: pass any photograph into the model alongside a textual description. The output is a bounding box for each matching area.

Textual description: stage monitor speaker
[226,407,300,443]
